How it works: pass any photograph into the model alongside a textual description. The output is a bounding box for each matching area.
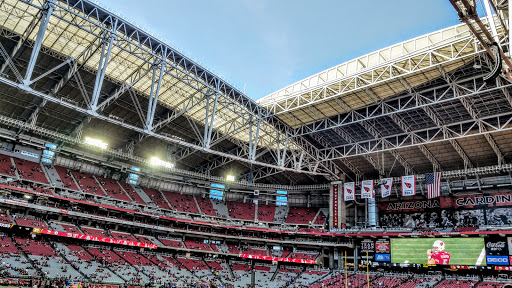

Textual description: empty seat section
[119,182,146,205]
[227,201,255,220]
[158,238,184,248]
[115,250,153,266]
[281,249,292,258]
[88,248,127,264]
[142,188,171,210]
[242,247,267,256]
[370,275,406,288]
[0,236,20,254]
[291,252,319,261]
[184,239,212,251]
[135,235,163,246]
[81,227,108,238]
[257,204,276,222]
[15,237,56,256]
[286,207,318,224]
[162,191,199,213]
[96,175,131,202]
[0,212,11,225]
[57,243,123,284]
[72,171,105,196]
[55,166,79,190]
[177,257,208,271]
[436,279,478,288]
[227,245,240,255]
[0,154,15,176]
[15,159,48,183]
[477,282,507,288]
[195,196,216,216]
[232,263,251,271]
[110,231,138,242]
[63,244,94,261]
[206,260,223,271]
[14,217,48,229]
[59,223,83,234]
[314,211,327,225]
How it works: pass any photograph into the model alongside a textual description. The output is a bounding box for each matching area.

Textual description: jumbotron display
[391,238,486,266]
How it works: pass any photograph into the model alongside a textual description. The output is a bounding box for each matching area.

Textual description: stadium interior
[0,0,511,287]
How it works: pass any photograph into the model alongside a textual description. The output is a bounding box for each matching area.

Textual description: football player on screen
[427,240,451,265]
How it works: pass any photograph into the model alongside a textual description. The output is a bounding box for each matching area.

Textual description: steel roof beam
[290,72,505,137]
[0,10,41,75]
[386,112,443,172]
[316,110,512,161]
[436,60,505,166]
[145,61,165,130]
[22,0,55,86]
[95,60,154,113]
[22,32,104,131]
[259,34,480,115]
[39,0,341,178]
[0,75,330,176]
[360,87,415,176]
[307,132,363,181]
[90,31,115,110]
[398,77,474,170]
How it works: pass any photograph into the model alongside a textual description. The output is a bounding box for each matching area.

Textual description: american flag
[425,172,442,199]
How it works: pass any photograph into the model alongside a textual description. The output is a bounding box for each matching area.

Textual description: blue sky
[99,0,460,100]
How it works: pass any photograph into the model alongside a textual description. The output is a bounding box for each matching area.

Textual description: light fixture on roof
[150,157,174,169]
[84,137,108,149]
[226,174,235,182]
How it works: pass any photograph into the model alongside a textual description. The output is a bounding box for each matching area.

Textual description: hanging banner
[381,178,393,198]
[344,182,355,201]
[401,175,416,196]
[332,183,339,228]
[361,180,374,199]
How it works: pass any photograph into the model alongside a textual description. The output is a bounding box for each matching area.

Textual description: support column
[337,248,343,270]
[250,260,255,288]
[203,93,219,148]
[354,204,358,227]
[248,116,261,161]
[510,0,512,56]
[365,199,368,227]
[23,0,55,86]
[368,198,377,229]
[483,0,499,42]
[145,63,164,130]
[328,247,334,269]
[353,245,358,272]
[90,32,116,110]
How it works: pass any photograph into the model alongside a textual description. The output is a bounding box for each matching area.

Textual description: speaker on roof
[483,42,502,83]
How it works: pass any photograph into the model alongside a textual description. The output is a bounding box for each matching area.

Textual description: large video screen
[390,238,486,266]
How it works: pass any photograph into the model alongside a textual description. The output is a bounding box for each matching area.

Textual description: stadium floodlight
[84,137,108,149]
[150,157,174,169]
[226,175,235,182]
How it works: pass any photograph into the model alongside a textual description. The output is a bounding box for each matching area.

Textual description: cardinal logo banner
[381,178,393,198]
[361,180,374,199]
[332,184,339,228]
[401,175,416,196]
[344,182,355,201]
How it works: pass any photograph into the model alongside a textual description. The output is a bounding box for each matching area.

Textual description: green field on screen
[390,238,487,266]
